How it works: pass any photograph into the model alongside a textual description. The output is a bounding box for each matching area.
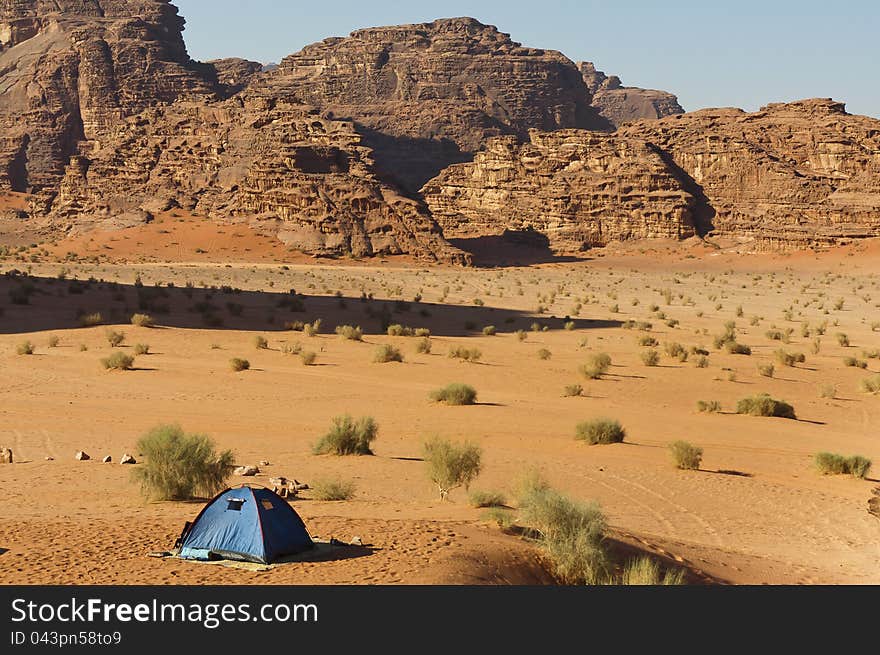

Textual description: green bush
[815,452,872,479]
[102,351,134,370]
[130,313,154,327]
[563,384,583,397]
[16,340,35,355]
[313,415,377,455]
[469,490,507,508]
[736,394,796,419]
[312,477,357,501]
[131,424,234,500]
[575,418,625,444]
[335,324,363,341]
[580,353,611,379]
[669,440,703,470]
[640,349,660,366]
[374,344,404,363]
[106,330,125,347]
[230,357,250,372]
[620,557,685,585]
[696,400,721,413]
[423,437,482,500]
[430,383,477,405]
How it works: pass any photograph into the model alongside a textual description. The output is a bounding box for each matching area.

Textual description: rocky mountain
[580,62,684,127]
[423,130,696,250]
[620,99,880,247]
[274,17,611,193]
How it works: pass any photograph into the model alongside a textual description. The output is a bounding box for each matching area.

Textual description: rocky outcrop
[0,2,468,263]
[620,99,880,246]
[580,62,684,127]
[274,17,610,192]
[422,129,696,251]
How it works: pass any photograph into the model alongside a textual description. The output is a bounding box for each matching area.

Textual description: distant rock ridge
[580,62,684,127]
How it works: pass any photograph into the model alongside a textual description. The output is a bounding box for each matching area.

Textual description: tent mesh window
[226,498,245,511]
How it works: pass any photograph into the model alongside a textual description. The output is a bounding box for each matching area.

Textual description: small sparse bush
[482,325,497,336]
[640,349,660,366]
[815,452,871,479]
[133,343,150,356]
[16,341,35,355]
[374,344,404,363]
[736,394,796,419]
[757,362,775,378]
[843,356,868,369]
[313,415,377,456]
[79,312,104,327]
[859,374,880,394]
[423,437,482,500]
[696,400,721,413]
[537,348,552,360]
[448,346,482,363]
[130,313,154,327]
[415,337,432,354]
[48,336,59,348]
[836,332,850,347]
[430,383,477,406]
[300,350,317,366]
[106,330,125,347]
[335,324,363,341]
[580,353,611,379]
[516,330,527,342]
[132,424,234,500]
[101,351,134,370]
[620,557,685,586]
[387,324,414,337]
[469,490,507,508]
[312,477,357,501]
[253,335,268,350]
[230,357,250,372]
[638,336,658,347]
[669,440,703,470]
[775,349,805,367]
[725,341,751,355]
[819,383,837,399]
[281,342,303,356]
[693,355,709,368]
[563,384,583,397]
[575,418,625,444]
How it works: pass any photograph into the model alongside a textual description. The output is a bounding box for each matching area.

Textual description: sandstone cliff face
[620,99,880,246]
[0,2,468,263]
[580,62,684,127]
[422,129,696,251]
[274,17,610,193]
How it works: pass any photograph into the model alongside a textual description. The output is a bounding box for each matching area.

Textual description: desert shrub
[537,348,552,360]
[620,557,685,585]
[304,319,322,337]
[563,384,583,397]
[724,341,751,355]
[693,355,710,368]
[230,357,250,372]
[757,362,775,377]
[374,344,404,363]
[736,394,796,419]
[335,324,363,341]
[815,453,872,479]
[580,353,611,379]
[517,484,609,585]
[515,330,527,342]
[79,312,104,327]
[638,336,658,347]
[696,400,722,413]
[414,328,431,337]
[469,490,507,508]
[132,424,234,500]
[430,383,477,405]
[130,313,154,327]
[483,507,516,531]
[313,415,377,455]
[16,340,35,355]
[300,350,317,366]
[836,332,850,347]
[281,342,303,355]
[312,477,357,501]
[415,337,432,354]
[253,335,268,350]
[663,342,686,359]
[423,437,482,500]
[79,344,88,352]
[775,349,805,367]
[105,330,125,347]
[575,418,625,444]
[448,346,482,362]
[843,356,868,369]
[101,351,134,370]
[819,383,837,399]
[860,374,880,394]
[564,321,575,331]
[640,349,660,366]
[482,325,497,336]
[387,324,414,337]
[48,336,59,348]
[133,343,150,356]
[669,440,703,470]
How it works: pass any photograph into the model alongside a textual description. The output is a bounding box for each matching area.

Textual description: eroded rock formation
[580,62,684,127]
[423,129,696,251]
[275,17,611,192]
[620,99,880,246]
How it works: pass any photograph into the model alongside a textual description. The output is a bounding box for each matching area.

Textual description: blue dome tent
[177,486,314,563]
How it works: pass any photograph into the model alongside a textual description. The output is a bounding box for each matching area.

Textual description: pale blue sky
[175,0,880,118]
